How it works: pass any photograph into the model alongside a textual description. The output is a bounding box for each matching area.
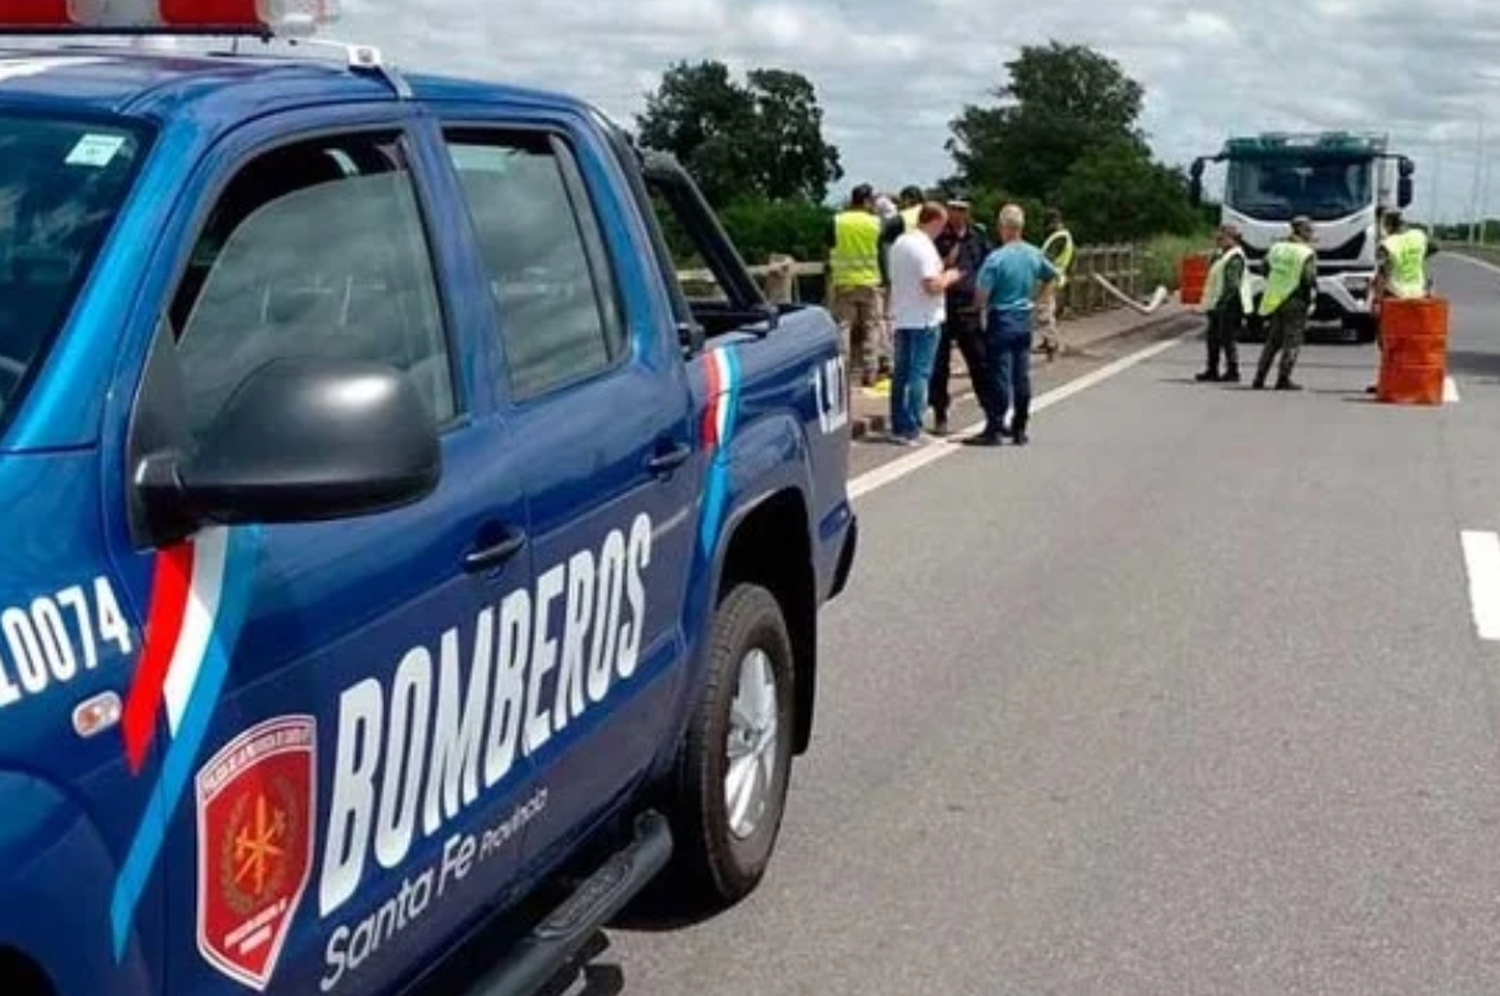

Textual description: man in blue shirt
[969,203,1058,446]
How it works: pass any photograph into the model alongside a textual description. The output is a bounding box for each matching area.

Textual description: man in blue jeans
[886,201,963,444]
[968,203,1058,447]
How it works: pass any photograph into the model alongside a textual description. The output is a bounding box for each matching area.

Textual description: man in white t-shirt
[887,201,963,443]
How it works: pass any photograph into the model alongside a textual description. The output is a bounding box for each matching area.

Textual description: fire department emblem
[195,715,317,991]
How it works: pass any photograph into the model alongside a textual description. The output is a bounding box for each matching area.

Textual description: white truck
[1189,131,1416,343]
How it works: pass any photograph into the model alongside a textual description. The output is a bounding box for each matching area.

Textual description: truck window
[0,115,147,430]
[1225,158,1374,222]
[443,129,626,401]
[169,132,455,440]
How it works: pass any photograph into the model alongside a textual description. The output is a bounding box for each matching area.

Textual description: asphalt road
[844,312,1197,481]
[598,255,1500,995]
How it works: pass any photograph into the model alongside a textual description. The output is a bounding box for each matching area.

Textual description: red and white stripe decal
[702,346,734,450]
[121,526,233,773]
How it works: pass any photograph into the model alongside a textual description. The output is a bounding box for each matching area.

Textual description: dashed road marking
[1460,531,1500,641]
[849,330,1189,502]
[1445,376,1461,404]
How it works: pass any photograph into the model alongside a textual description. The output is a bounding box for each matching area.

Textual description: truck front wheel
[664,583,796,910]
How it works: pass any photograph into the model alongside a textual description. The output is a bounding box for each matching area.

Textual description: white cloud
[336,0,1500,221]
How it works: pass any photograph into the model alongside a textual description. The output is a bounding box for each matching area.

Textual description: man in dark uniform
[928,199,992,435]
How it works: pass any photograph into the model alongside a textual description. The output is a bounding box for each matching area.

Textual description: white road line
[849,331,1189,501]
[1420,257,1469,405]
[1449,252,1500,278]
[1460,531,1500,641]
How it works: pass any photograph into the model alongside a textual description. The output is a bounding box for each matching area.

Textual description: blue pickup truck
[0,11,857,996]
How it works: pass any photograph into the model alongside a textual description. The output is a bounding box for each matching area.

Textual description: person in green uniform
[824,183,886,386]
[1252,216,1317,391]
[1365,209,1438,393]
[1195,223,1252,383]
[1375,209,1433,301]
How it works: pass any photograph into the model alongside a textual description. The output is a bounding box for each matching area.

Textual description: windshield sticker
[66,133,126,168]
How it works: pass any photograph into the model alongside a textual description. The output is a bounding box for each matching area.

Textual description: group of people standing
[1192,217,1316,390]
[827,183,1075,447]
[1194,208,1434,391]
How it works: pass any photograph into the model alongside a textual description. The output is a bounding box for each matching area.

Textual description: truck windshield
[1225,157,1373,222]
[0,114,146,427]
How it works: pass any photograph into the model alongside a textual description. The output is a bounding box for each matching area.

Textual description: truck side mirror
[1398,176,1414,208]
[1188,159,1205,206]
[139,356,440,533]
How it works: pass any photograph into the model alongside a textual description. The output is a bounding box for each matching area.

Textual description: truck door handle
[647,441,693,476]
[463,530,527,573]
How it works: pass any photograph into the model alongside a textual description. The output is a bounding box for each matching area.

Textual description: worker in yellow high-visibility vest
[825,183,887,387]
[1366,208,1437,393]
[1037,209,1075,361]
[1252,216,1318,391]
[1195,223,1253,383]
[1376,209,1433,301]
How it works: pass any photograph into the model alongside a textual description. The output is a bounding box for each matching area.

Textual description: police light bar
[0,0,340,37]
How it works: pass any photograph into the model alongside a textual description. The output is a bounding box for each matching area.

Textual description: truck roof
[1224,131,1388,158]
[0,44,595,124]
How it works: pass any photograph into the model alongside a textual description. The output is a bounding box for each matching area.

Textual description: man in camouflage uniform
[1195,223,1250,383]
[1253,216,1318,391]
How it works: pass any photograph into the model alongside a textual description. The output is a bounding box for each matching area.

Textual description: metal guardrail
[676,245,1144,316]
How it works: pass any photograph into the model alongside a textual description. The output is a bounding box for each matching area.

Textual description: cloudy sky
[338,0,1500,221]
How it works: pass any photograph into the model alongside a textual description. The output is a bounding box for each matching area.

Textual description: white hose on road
[1091,274,1172,315]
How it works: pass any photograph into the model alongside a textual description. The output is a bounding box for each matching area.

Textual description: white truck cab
[1190,131,1416,343]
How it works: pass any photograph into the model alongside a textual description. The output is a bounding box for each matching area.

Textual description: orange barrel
[1377,296,1449,406]
[1379,294,1449,349]
[1178,253,1210,306]
[1377,363,1445,405]
[1383,336,1448,368]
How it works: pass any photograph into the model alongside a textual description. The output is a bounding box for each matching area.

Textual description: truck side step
[468,811,673,996]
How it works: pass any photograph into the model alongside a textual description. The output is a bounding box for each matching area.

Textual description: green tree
[718,195,833,264]
[637,61,753,207]
[744,68,843,202]
[637,60,842,207]
[947,41,1145,201]
[1056,142,1200,243]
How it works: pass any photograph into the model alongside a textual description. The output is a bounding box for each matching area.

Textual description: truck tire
[664,583,795,910]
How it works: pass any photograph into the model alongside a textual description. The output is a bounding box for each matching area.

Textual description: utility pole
[1470,117,1486,244]
[1476,122,1488,244]
[1428,132,1440,223]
